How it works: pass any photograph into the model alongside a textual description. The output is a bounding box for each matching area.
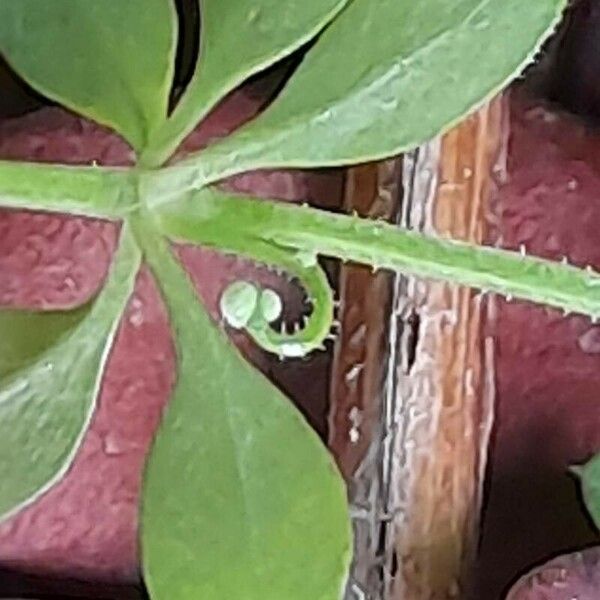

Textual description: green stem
[153,189,600,320]
[0,160,136,218]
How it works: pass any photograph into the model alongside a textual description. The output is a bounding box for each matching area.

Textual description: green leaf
[0,0,178,152]
[578,454,600,530]
[136,217,351,600]
[141,0,349,166]
[0,307,87,380]
[180,0,565,184]
[0,225,141,521]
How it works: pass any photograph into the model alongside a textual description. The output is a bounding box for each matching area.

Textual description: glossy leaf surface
[142,0,348,165]
[0,226,141,520]
[185,0,565,183]
[138,220,351,600]
[0,0,178,152]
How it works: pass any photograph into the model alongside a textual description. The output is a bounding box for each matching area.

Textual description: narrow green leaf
[0,1,178,152]
[178,0,565,185]
[0,160,136,219]
[578,454,600,530]
[136,217,351,600]
[141,0,348,166]
[0,225,141,521]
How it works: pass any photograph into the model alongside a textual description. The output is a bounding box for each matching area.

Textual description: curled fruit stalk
[219,241,335,358]
[140,188,336,358]
[153,187,600,357]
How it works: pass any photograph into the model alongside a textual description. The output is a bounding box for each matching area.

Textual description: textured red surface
[474,91,600,599]
[0,93,341,587]
[6,83,600,600]
[506,547,600,600]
